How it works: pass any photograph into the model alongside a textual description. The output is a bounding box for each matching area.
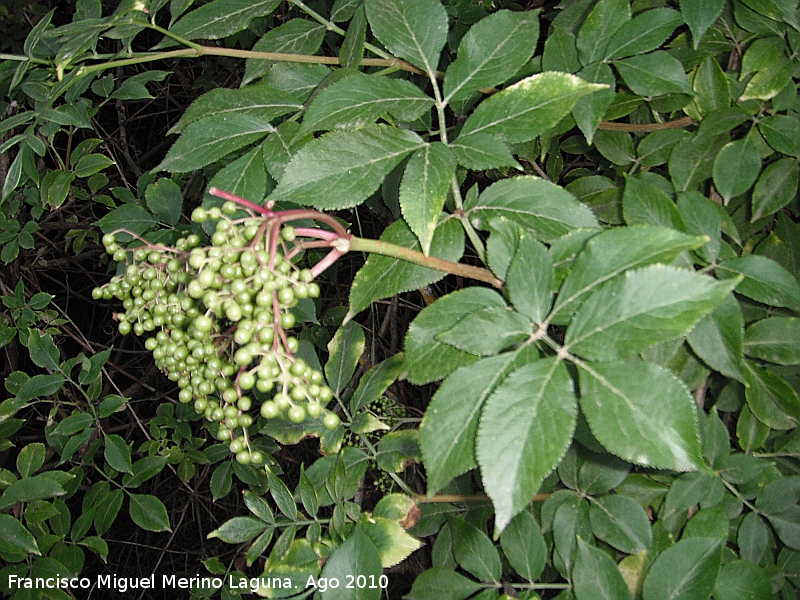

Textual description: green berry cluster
[93,201,341,464]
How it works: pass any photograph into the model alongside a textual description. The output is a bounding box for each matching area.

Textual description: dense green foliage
[1,0,800,598]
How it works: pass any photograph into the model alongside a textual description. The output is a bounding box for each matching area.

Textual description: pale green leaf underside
[269,124,424,209]
[578,360,704,471]
[565,264,738,362]
[459,72,607,143]
[477,358,577,532]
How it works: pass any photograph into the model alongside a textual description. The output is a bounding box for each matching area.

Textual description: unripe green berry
[288,405,306,423]
[322,413,340,430]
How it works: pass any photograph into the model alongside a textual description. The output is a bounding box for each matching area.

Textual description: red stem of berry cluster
[209,188,503,288]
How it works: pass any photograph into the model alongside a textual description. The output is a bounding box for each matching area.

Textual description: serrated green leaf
[552,226,707,323]
[96,203,157,238]
[542,26,581,73]
[103,433,133,474]
[158,114,274,173]
[687,293,745,382]
[448,133,520,171]
[420,349,534,495]
[565,265,737,362]
[738,512,769,564]
[361,516,421,568]
[714,560,773,600]
[128,494,171,532]
[717,255,800,312]
[122,456,168,488]
[451,517,502,582]
[712,139,761,204]
[437,306,532,356]
[405,567,482,600]
[268,124,424,209]
[350,412,390,434]
[737,405,770,453]
[26,330,61,372]
[745,317,800,365]
[443,9,540,103]
[485,217,524,279]
[243,489,275,524]
[692,56,730,117]
[589,495,652,554]
[0,514,40,555]
[376,430,420,472]
[170,84,301,135]
[347,218,463,321]
[578,360,704,471]
[460,72,606,143]
[574,537,633,600]
[15,374,63,405]
[94,489,122,536]
[145,178,182,226]
[576,0,631,64]
[622,174,684,229]
[642,537,721,600]
[740,37,793,101]
[669,133,728,193]
[759,115,800,158]
[350,353,405,412]
[243,19,325,85]
[73,153,114,178]
[467,176,599,244]
[208,146,268,206]
[320,526,382,600]
[613,51,693,96]
[680,0,724,49]
[400,143,456,255]
[751,157,799,221]
[572,62,616,145]
[340,4,367,68]
[0,475,66,510]
[326,321,365,397]
[744,361,800,430]
[168,0,280,43]
[299,74,434,136]
[267,468,298,521]
[676,192,723,263]
[404,288,505,385]
[477,358,577,533]
[261,121,310,183]
[210,461,233,502]
[605,8,683,59]
[17,443,45,478]
[364,0,447,76]
[207,516,268,543]
[638,130,691,168]
[507,235,553,324]
[594,129,636,166]
[554,494,591,573]
[500,510,547,582]
[110,71,170,101]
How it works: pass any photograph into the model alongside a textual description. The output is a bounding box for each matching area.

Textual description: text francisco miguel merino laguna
[7,573,300,594]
